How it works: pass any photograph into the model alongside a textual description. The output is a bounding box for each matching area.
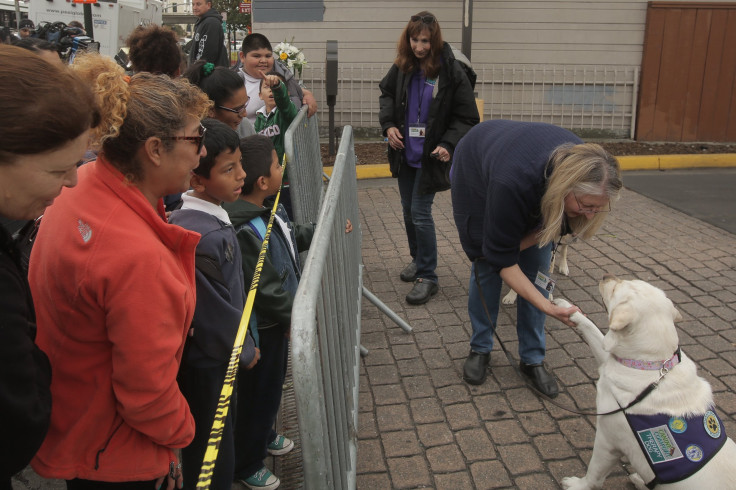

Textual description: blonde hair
[538,143,622,246]
[70,53,212,182]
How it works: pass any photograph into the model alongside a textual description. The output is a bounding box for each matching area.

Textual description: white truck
[27,0,162,58]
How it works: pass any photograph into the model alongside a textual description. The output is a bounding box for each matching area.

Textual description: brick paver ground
[12,177,736,490]
[356,178,736,489]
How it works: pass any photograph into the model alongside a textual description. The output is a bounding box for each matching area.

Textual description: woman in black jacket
[0,45,98,489]
[379,11,479,305]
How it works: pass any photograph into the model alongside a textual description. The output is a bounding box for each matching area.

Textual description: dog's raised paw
[553,298,573,309]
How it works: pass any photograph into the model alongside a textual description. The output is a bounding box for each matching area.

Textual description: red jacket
[29,158,199,481]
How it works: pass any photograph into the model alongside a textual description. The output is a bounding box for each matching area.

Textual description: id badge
[408,124,426,138]
[535,271,556,294]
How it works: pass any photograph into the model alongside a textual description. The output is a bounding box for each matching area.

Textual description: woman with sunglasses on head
[451,120,622,397]
[379,11,479,305]
[28,53,212,490]
[0,45,97,490]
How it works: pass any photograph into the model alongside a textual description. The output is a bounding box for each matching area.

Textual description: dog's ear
[672,305,682,322]
[608,301,634,331]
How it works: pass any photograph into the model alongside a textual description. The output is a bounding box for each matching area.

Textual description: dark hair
[240,33,271,55]
[240,134,275,195]
[259,71,285,91]
[395,11,444,79]
[0,45,98,164]
[196,118,240,178]
[126,24,181,77]
[13,37,58,56]
[68,21,84,29]
[70,53,212,182]
[183,60,244,107]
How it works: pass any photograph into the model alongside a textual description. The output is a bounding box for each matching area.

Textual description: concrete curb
[335,154,736,180]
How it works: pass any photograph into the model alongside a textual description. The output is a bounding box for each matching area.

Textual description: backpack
[449,44,477,90]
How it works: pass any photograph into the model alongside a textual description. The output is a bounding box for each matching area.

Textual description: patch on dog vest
[626,409,727,485]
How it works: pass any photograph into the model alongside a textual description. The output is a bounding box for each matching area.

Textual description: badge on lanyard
[408,123,426,138]
[535,271,556,294]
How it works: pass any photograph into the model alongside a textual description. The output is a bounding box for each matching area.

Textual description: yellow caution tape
[195,154,288,489]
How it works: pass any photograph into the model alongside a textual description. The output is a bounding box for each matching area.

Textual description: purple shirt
[405,71,435,168]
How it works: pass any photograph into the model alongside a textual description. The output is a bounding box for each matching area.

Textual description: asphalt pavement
[623,168,736,235]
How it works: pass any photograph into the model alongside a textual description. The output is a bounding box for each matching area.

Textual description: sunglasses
[216,102,247,115]
[411,15,436,24]
[162,123,207,154]
[574,193,610,214]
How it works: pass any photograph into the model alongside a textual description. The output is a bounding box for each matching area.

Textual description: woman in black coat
[0,45,98,489]
[379,11,479,305]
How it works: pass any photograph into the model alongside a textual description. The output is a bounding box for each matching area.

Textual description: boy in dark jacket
[224,135,315,490]
[169,119,259,490]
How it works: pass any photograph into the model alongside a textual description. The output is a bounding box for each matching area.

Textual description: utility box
[325,40,338,100]
[28,0,162,58]
[325,40,338,155]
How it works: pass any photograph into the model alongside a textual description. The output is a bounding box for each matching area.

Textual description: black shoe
[400,261,417,282]
[405,278,438,305]
[463,350,491,385]
[519,362,559,398]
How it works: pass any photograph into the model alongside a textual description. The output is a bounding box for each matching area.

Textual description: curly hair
[538,143,622,246]
[0,45,98,164]
[395,11,444,80]
[70,53,212,182]
[126,25,181,77]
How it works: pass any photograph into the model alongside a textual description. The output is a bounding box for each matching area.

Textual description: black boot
[463,350,491,385]
[406,278,438,305]
[519,362,559,398]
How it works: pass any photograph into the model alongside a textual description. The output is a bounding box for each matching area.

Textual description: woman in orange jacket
[29,54,212,490]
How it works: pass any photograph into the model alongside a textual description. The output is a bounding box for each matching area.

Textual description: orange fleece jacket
[29,159,199,481]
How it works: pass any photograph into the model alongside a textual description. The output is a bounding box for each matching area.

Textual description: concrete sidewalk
[355,178,736,489]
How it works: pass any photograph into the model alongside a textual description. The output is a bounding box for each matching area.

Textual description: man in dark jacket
[190,0,229,67]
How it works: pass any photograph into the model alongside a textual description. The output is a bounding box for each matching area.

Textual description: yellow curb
[617,154,736,170]
[335,154,736,179]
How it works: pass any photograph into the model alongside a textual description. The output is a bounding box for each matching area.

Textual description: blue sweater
[169,205,256,368]
[451,120,582,270]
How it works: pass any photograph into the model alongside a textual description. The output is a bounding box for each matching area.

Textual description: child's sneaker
[267,434,294,456]
[240,466,280,490]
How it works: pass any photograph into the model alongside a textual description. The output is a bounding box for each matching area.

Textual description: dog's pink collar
[613,347,681,371]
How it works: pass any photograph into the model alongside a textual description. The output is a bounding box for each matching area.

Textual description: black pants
[66,479,157,489]
[178,362,235,490]
[233,326,289,479]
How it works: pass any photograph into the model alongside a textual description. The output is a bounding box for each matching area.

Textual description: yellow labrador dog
[556,275,736,489]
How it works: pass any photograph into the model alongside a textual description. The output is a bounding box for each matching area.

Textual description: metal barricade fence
[284,106,326,225]
[291,125,362,489]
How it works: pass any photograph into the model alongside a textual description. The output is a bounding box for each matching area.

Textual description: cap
[19,19,35,30]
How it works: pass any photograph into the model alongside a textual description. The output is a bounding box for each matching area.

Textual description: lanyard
[416,72,426,123]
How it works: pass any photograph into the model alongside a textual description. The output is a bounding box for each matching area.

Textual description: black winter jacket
[378,42,479,194]
[190,8,229,67]
[0,224,51,487]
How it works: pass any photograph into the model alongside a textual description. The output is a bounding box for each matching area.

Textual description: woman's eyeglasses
[411,15,436,24]
[162,123,207,154]
[216,102,247,115]
[574,193,610,214]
